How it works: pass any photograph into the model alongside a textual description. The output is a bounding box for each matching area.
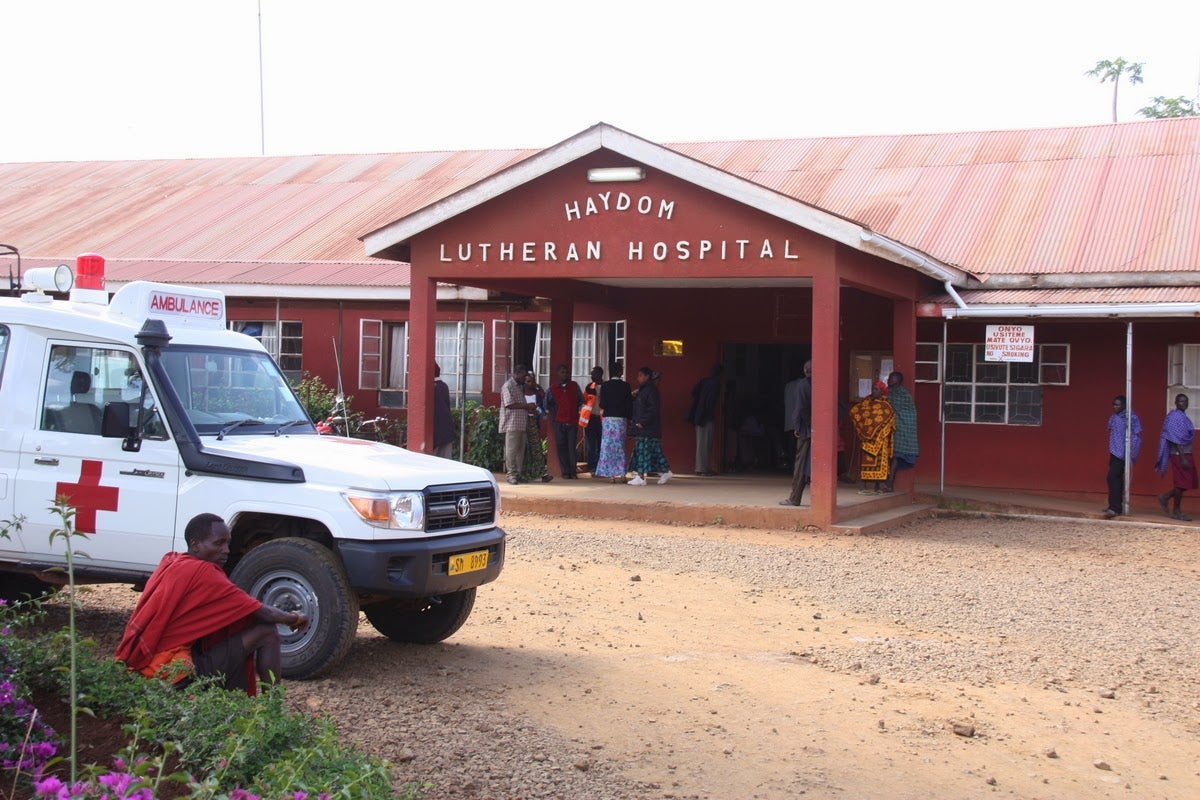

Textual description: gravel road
[66,510,1200,799]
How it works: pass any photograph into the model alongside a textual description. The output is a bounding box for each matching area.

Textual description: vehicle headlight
[344,491,425,530]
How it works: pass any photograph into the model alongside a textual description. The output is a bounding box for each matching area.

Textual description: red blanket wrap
[115,553,263,692]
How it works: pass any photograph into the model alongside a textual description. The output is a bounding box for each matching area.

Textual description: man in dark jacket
[688,364,724,475]
[780,359,812,506]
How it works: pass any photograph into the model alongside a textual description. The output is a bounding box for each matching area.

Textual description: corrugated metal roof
[921,286,1200,305]
[3,118,1200,288]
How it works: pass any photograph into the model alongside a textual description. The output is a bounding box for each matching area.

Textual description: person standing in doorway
[499,364,534,485]
[1155,393,1196,521]
[521,373,554,483]
[628,367,673,485]
[780,359,812,506]
[883,371,918,492]
[595,363,632,482]
[582,366,604,475]
[432,362,454,459]
[849,380,895,494]
[782,367,804,470]
[1103,394,1141,518]
[688,363,724,475]
[544,363,584,479]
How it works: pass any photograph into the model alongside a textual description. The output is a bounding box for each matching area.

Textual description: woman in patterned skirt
[595,363,632,482]
[627,367,673,486]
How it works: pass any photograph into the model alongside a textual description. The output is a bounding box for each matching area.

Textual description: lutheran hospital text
[438,238,806,262]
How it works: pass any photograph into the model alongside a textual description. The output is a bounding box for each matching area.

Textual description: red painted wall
[913,318,1194,499]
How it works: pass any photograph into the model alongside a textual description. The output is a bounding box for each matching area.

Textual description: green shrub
[290,372,345,423]
[461,403,503,471]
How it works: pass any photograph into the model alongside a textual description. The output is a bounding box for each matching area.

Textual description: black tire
[0,573,58,604]
[364,587,476,644]
[229,538,359,680]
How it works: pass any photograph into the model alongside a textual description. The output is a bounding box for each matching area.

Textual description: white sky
[2,0,1198,162]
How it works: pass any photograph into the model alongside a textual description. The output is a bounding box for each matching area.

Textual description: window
[436,322,484,403]
[1167,343,1200,426]
[0,326,8,389]
[369,321,484,408]
[42,345,162,437]
[231,320,302,381]
[915,343,941,383]
[941,343,1068,426]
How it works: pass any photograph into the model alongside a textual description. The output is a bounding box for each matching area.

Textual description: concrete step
[831,502,936,535]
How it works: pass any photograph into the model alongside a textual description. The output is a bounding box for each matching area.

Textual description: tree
[1138,96,1198,119]
[1085,58,1145,123]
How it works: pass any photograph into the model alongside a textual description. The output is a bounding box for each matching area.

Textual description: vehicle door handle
[34,457,60,466]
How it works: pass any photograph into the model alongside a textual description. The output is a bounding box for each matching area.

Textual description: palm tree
[1085,58,1145,123]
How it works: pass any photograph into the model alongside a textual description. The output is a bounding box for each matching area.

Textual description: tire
[229,538,359,680]
[364,587,476,644]
[0,573,58,604]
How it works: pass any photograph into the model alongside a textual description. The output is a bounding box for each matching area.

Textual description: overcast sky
[2,1,1198,162]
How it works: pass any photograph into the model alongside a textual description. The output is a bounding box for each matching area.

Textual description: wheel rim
[247,568,321,658]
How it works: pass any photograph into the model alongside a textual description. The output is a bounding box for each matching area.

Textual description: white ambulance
[0,255,505,678]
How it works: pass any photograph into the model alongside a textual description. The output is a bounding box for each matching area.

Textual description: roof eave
[362,123,975,285]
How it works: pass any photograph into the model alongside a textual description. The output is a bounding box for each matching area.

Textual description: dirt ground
[52,510,1200,799]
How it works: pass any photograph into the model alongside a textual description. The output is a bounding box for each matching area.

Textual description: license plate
[448,549,489,575]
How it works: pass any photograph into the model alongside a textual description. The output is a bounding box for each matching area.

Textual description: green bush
[461,402,503,471]
[290,372,346,423]
[2,616,409,799]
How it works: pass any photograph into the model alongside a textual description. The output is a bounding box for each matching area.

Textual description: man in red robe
[115,513,308,695]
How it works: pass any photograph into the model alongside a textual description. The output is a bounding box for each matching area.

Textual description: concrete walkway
[495,471,1200,533]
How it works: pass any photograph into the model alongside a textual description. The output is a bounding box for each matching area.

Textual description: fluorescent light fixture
[587,166,646,183]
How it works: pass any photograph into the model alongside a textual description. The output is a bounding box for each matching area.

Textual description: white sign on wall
[984,324,1035,362]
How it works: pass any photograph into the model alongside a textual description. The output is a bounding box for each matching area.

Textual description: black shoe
[1102,508,1118,518]
[541,474,554,482]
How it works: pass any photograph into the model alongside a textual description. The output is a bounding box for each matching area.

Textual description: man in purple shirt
[1104,395,1141,518]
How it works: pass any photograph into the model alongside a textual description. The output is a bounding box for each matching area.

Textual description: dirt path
[68,511,1200,799]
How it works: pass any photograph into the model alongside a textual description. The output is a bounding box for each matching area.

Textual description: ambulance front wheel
[229,538,360,680]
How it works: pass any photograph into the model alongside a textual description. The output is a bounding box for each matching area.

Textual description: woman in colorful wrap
[627,367,673,486]
[521,373,554,483]
[849,380,895,495]
[595,362,633,482]
[1154,393,1196,521]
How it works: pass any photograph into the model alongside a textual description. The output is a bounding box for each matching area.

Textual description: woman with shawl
[849,380,895,494]
[1154,393,1196,521]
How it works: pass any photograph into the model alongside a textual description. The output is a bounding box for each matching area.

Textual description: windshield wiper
[274,419,311,436]
[216,418,265,440]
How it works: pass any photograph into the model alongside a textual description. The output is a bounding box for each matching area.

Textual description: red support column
[810,272,840,527]
[549,298,575,375]
[408,275,436,453]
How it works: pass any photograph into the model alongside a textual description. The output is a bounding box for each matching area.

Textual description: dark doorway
[719,342,810,473]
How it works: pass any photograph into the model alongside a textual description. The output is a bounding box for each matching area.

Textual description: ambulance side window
[0,326,8,388]
[41,345,165,438]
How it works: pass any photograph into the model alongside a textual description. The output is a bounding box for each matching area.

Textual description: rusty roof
[2,118,1199,290]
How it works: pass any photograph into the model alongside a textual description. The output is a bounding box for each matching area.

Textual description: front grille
[425,482,496,532]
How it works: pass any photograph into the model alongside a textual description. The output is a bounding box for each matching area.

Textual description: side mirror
[102,401,141,452]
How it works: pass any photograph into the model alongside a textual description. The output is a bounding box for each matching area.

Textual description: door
[13,342,181,572]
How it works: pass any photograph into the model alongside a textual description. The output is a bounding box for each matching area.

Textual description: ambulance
[0,255,505,678]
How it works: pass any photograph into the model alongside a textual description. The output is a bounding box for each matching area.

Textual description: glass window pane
[975,362,1007,383]
[945,345,973,382]
[975,403,1006,423]
[1040,364,1068,384]
[915,362,939,382]
[1009,386,1043,425]
[1009,360,1038,384]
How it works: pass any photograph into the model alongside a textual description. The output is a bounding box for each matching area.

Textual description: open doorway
[719,342,810,474]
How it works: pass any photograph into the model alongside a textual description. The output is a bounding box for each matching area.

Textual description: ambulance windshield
[159,346,313,436]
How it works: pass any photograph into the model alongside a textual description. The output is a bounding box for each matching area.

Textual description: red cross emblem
[56,459,120,534]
